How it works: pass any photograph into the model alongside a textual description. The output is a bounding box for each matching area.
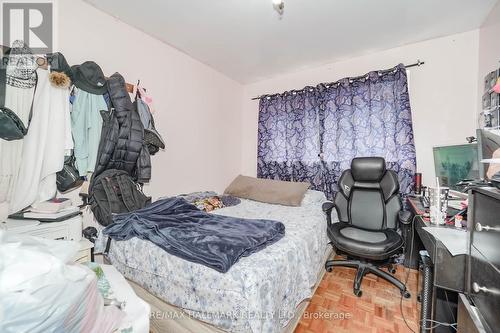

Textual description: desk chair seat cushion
[328,222,403,261]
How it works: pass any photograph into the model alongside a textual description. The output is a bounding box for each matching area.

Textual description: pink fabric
[137,85,155,114]
[493,80,500,93]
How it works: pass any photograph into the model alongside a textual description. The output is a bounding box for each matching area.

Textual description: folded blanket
[103,197,285,273]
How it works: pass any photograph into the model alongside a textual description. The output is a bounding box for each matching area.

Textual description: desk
[407,197,467,333]
[407,197,467,292]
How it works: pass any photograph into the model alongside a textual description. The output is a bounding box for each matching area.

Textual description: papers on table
[422,227,468,256]
[448,200,465,210]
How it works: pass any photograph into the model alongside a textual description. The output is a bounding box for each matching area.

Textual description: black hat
[71,61,107,95]
[47,52,72,80]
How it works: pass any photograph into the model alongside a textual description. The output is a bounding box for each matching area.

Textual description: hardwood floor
[295,263,420,333]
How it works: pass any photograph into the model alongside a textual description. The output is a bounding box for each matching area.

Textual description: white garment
[10,69,72,213]
[0,85,34,205]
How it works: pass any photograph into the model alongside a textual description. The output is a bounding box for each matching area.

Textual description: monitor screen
[477,129,500,180]
[433,143,479,190]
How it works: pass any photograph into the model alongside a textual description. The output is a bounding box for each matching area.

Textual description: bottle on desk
[428,186,449,225]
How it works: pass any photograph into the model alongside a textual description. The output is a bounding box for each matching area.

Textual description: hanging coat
[71,89,108,176]
[93,73,151,183]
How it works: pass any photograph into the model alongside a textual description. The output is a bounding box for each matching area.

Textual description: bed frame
[126,248,333,333]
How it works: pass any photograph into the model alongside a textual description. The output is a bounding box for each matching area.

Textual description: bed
[98,190,333,333]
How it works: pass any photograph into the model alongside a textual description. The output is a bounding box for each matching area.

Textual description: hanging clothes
[0,86,34,219]
[10,69,72,213]
[0,40,37,214]
[0,86,35,202]
[71,88,108,176]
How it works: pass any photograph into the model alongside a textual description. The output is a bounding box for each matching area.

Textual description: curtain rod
[251,60,425,100]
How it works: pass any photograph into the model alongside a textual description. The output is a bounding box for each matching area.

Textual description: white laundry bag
[0,231,125,333]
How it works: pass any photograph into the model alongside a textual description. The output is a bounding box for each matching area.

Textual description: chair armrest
[398,210,413,225]
[322,202,335,213]
[322,202,335,226]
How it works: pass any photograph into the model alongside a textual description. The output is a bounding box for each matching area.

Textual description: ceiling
[85,0,498,84]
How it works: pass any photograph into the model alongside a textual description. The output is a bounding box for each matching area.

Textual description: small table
[101,265,151,333]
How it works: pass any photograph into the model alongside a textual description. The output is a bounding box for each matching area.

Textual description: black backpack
[89,169,151,226]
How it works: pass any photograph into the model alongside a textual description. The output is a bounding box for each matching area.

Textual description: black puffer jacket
[93,73,151,183]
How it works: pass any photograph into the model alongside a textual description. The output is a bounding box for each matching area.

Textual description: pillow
[224,175,310,206]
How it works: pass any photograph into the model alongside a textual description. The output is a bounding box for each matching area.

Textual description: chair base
[325,259,411,298]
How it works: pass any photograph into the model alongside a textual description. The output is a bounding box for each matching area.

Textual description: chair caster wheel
[354,289,362,297]
[326,267,333,272]
[402,290,411,299]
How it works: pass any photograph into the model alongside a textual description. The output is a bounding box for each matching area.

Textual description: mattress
[99,190,331,333]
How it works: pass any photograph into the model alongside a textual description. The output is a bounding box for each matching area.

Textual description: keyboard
[420,196,430,208]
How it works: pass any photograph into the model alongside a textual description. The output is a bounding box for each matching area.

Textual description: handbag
[135,86,165,155]
[143,113,165,154]
[0,55,36,141]
[56,153,84,193]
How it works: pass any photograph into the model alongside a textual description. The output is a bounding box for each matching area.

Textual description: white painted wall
[0,1,489,221]
[57,0,243,199]
[0,0,243,219]
[241,31,480,186]
[478,1,500,112]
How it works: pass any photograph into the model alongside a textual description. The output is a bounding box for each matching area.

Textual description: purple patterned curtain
[257,64,416,199]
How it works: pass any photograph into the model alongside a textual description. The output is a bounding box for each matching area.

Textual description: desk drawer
[469,246,500,332]
[471,192,500,270]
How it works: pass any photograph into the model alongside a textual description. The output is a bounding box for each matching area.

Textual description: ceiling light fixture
[272,0,284,17]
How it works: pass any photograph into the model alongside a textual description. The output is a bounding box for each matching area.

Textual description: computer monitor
[433,143,479,191]
[477,128,500,181]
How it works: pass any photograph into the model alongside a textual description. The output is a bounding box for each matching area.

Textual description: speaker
[415,173,422,195]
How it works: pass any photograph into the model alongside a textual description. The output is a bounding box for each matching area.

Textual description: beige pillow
[224,175,310,207]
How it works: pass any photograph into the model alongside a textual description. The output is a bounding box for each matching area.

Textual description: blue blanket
[103,197,285,273]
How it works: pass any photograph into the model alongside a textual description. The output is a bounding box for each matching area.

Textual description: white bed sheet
[101,190,330,333]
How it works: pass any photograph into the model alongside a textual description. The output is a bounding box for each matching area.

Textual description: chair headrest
[351,157,386,182]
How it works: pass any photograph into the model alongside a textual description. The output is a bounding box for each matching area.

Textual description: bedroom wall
[240,30,480,186]
[478,0,500,112]
[57,0,243,198]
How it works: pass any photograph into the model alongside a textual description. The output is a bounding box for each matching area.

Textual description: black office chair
[323,157,412,298]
